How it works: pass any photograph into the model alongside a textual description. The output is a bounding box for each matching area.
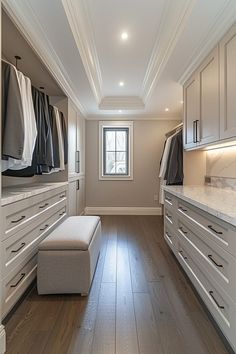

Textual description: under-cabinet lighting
[205,140,236,151]
[121,32,128,40]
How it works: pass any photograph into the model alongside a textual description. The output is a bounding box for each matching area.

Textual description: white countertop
[163,185,236,227]
[1,182,68,206]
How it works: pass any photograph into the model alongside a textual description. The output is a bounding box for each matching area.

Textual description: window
[99,121,133,180]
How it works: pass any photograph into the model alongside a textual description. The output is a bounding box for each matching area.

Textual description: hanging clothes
[49,105,60,169]
[1,61,24,163]
[53,106,65,171]
[165,130,183,185]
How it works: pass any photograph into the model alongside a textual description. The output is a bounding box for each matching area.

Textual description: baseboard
[0,325,6,354]
[85,206,162,215]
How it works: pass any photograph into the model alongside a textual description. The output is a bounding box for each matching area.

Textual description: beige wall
[206,146,236,178]
[183,150,206,186]
[85,120,179,208]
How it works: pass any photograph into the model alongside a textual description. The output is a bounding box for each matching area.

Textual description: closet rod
[165,122,183,138]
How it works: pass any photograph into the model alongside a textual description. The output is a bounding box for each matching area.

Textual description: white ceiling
[3,0,236,120]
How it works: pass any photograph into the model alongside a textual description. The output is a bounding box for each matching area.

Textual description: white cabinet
[183,73,199,149]
[68,178,85,216]
[163,191,236,352]
[68,181,77,216]
[183,47,219,149]
[198,46,220,145]
[220,23,236,140]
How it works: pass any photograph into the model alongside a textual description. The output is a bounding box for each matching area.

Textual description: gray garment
[2,61,24,159]
[49,105,60,168]
[164,130,183,185]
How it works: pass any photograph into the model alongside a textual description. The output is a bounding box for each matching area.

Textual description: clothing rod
[165,122,183,137]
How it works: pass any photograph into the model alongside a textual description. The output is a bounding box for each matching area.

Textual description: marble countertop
[1,182,68,206]
[163,185,236,227]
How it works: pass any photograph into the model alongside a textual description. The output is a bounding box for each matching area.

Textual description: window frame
[99,121,133,180]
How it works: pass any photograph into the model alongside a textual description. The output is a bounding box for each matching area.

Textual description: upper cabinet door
[198,46,220,145]
[220,24,236,140]
[183,73,199,149]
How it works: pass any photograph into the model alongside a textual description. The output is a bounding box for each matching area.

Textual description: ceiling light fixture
[165,108,169,112]
[180,100,184,104]
[118,110,122,113]
[121,32,128,40]
[119,81,124,87]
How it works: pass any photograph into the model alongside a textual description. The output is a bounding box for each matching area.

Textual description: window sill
[99,175,133,181]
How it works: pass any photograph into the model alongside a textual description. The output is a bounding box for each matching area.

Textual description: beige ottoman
[37,216,101,295]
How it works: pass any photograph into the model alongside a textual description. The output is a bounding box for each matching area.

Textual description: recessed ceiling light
[118,110,122,113]
[165,108,169,112]
[119,81,124,87]
[180,100,184,104]
[121,32,128,40]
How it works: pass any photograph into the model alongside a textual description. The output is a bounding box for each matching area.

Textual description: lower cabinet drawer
[2,254,37,318]
[2,204,66,277]
[177,240,236,351]
[164,223,177,254]
[177,218,236,303]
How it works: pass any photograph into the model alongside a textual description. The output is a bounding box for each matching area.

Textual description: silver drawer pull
[39,203,49,209]
[208,225,223,235]
[209,291,224,309]
[40,224,49,231]
[179,206,188,212]
[59,211,65,216]
[11,242,26,253]
[10,273,26,288]
[179,227,188,235]
[179,250,188,260]
[59,194,66,199]
[166,232,171,238]
[208,255,223,268]
[166,213,172,219]
[165,197,172,202]
[11,215,26,224]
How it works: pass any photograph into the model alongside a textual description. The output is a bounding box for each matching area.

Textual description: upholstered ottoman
[37,216,101,295]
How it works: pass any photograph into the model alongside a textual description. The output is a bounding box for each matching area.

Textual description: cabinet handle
[208,255,223,268]
[196,119,200,142]
[179,226,188,235]
[11,242,26,253]
[59,194,65,199]
[179,250,188,260]
[59,211,65,216]
[40,224,49,231]
[39,202,49,209]
[209,291,224,309]
[165,196,172,203]
[166,213,172,219]
[166,232,172,238]
[179,206,188,212]
[10,273,26,288]
[193,120,197,143]
[208,225,223,235]
[11,215,26,224]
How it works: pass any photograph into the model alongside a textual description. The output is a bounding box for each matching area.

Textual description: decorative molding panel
[141,0,196,103]
[85,207,162,215]
[99,96,145,110]
[86,115,181,121]
[62,0,103,104]
[2,0,86,117]
[178,0,236,85]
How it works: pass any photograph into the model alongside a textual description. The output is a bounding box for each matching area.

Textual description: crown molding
[141,0,196,103]
[86,114,181,121]
[62,0,103,103]
[99,96,145,110]
[178,0,236,85]
[2,0,87,117]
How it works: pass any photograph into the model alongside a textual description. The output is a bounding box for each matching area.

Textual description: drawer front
[164,223,177,254]
[2,254,37,318]
[164,192,176,210]
[164,204,175,229]
[177,198,236,257]
[2,203,66,277]
[177,218,236,303]
[2,186,67,240]
[177,240,236,351]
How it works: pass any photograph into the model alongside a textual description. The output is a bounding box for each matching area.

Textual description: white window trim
[99,121,133,181]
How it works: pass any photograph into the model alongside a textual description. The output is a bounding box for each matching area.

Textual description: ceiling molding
[2,0,87,117]
[62,0,103,103]
[178,0,236,85]
[86,114,181,121]
[141,0,196,103]
[99,96,145,110]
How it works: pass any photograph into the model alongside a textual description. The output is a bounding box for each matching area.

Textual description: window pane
[116,130,127,151]
[105,152,115,174]
[115,152,127,174]
[105,130,115,151]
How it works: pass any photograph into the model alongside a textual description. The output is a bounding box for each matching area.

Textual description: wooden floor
[4,215,231,354]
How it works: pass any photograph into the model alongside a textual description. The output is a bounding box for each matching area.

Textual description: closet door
[76,179,85,216]
[68,102,77,177]
[68,182,77,216]
[198,46,220,145]
[220,23,236,139]
[183,73,199,149]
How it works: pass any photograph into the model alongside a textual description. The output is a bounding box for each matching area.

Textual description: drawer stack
[163,191,236,352]
[1,185,67,317]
